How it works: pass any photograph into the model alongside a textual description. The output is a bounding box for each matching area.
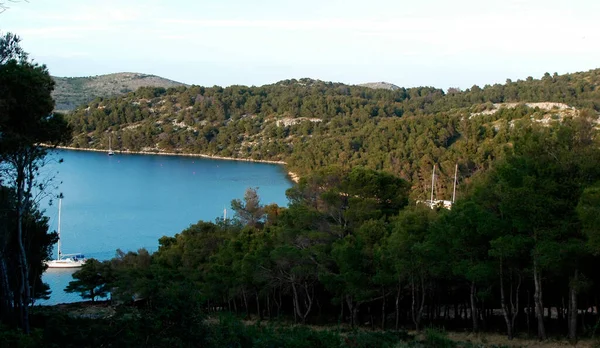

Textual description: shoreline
[46,145,300,183]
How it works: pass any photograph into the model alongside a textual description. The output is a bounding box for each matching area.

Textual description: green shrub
[0,326,43,348]
[343,331,406,348]
[423,328,455,348]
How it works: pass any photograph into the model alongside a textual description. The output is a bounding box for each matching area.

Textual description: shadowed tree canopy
[65,259,113,302]
[0,32,72,334]
[0,59,71,153]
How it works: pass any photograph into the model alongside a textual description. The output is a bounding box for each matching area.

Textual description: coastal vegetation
[13,117,598,347]
[4,29,600,347]
[0,32,72,333]
[65,70,600,200]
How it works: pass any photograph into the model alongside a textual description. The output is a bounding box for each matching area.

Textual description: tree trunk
[346,295,356,327]
[442,304,446,320]
[526,290,531,337]
[411,275,425,331]
[381,287,386,330]
[499,260,513,339]
[533,258,547,340]
[470,280,478,333]
[242,288,249,318]
[568,269,578,343]
[16,173,30,334]
[558,300,564,323]
[395,284,401,331]
[292,283,299,323]
[267,292,271,319]
[276,289,282,318]
[339,294,344,324]
[454,302,458,321]
[299,281,314,324]
[510,273,521,339]
[0,254,12,324]
[419,276,426,327]
[255,290,262,320]
[411,276,418,331]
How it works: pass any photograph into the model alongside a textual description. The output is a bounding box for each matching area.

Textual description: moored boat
[45,198,86,269]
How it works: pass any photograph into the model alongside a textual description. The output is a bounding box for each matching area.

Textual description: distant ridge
[52,72,187,112]
[358,81,401,91]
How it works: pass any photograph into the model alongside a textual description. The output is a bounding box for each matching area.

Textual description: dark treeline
[65,118,600,343]
[66,70,600,200]
[0,33,71,334]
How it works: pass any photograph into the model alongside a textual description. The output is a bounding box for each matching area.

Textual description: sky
[1,0,599,89]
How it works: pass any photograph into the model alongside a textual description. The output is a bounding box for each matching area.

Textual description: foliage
[64,259,112,302]
[231,187,266,228]
[0,32,71,333]
[66,69,600,200]
[65,118,600,344]
[423,328,456,348]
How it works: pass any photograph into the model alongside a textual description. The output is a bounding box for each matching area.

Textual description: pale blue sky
[1,0,599,89]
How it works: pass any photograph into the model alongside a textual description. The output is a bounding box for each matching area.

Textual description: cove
[38,149,292,305]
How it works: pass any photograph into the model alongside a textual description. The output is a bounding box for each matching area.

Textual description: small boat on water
[46,253,86,268]
[108,135,115,156]
[46,199,86,268]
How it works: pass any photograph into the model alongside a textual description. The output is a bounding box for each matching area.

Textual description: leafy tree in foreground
[65,259,112,302]
[430,200,498,333]
[472,119,600,341]
[386,206,436,331]
[0,32,71,333]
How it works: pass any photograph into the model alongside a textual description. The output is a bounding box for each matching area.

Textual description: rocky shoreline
[45,145,300,183]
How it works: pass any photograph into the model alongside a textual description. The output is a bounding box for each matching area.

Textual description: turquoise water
[37,149,292,305]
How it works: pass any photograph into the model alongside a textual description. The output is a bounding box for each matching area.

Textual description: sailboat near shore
[46,199,86,268]
[108,135,115,156]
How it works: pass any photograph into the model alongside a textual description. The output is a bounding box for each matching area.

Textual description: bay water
[37,149,292,305]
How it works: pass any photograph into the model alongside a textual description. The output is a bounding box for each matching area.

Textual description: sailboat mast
[430,165,435,203]
[57,198,62,259]
[224,207,227,220]
[452,164,458,203]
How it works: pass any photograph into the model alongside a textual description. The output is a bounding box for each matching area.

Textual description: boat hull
[46,260,86,268]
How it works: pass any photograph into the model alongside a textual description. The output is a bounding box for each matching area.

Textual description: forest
[66,70,600,200]
[53,118,600,347]
[3,29,600,346]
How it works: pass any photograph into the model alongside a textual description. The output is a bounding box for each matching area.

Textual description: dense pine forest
[58,118,600,346]
[67,70,600,199]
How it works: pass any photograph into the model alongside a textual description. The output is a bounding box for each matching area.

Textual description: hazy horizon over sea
[38,149,292,305]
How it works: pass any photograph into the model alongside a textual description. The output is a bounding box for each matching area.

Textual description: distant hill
[52,72,187,112]
[358,81,400,90]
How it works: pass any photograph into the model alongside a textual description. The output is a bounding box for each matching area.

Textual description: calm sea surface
[37,149,292,305]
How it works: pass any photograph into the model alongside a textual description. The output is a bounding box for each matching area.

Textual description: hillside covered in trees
[66,69,600,200]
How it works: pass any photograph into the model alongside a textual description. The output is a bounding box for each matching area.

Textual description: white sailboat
[46,199,86,268]
[422,164,457,210]
[108,135,115,156]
